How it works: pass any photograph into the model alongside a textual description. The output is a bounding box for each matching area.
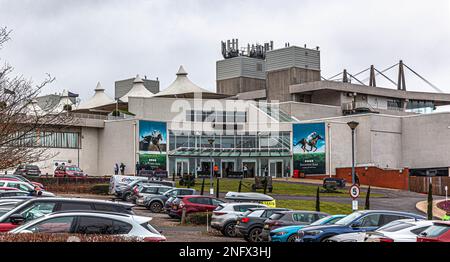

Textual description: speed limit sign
[349,184,360,199]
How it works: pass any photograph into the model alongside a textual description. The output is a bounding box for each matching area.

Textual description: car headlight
[274,231,287,236]
[305,230,323,236]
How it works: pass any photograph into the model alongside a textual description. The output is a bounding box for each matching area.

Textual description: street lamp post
[208,138,215,195]
[347,121,359,185]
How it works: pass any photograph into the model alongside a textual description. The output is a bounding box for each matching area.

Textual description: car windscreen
[335,212,363,225]
[268,213,284,220]
[377,220,412,232]
[26,166,39,170]
[247,210,265,217]
[66,167,80,171]
[421,224,450,237]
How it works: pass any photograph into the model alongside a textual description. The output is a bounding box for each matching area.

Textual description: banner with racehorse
[293,123,326,175]
[138,120,167,170]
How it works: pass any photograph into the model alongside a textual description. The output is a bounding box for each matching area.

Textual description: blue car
[296,210,425,242]
[270,215,346,242]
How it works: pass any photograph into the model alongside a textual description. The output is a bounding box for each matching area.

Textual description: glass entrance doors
[269,160,283,178]
[175,159,189,177]
[221,160,235,178]
[242,160,256,178]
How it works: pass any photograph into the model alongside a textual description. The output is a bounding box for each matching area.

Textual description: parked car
[14,165,41,177]
[54,165,87,178]
[0,189,30,198]
[0,180,54,197]
[270,215,346,242]
[9,210,166,242]
[296,210,425,242]
[224,192,276,207]
[211,202,268,237]
[235,207,291,242]
[417,221,450,242]
[363,219,434,242]
[0,197,135,232]
[133,185,173,205]
[115,179,150,201]
[262,211,329,241]
[168,195,225,218]
[0,175,45,190]
[144,188,196,213]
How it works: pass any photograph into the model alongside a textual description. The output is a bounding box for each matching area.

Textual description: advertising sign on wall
[293,123,326,175]
[138,120,167,170]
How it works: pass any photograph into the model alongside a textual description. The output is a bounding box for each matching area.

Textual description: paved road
[270,183,444,215]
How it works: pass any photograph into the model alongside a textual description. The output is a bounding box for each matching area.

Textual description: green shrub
[186,212,212,225]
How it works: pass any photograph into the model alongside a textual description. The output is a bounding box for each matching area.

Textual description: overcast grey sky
[1,0,450,104]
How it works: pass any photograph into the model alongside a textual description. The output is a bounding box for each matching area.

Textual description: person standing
[243,164,248,178]
[120,163,126,175]
[114,163,119,175]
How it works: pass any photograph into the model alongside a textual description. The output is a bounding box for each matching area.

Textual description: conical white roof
[154,66,221,98]
[78,82,115,109]
[120,75,154,102]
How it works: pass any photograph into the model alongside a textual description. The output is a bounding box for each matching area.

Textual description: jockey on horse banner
[138,120,167,170]
[293,123,326,175]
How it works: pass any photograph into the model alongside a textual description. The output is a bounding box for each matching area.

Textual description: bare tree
[0,26,74,170]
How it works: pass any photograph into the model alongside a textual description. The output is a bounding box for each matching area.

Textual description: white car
[211,202,268,237]
[9,210,166,242]
[327,219,434,242]
[0,180,55,197]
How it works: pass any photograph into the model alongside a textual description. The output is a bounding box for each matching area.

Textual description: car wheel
[149,201,163,213]
[287,234,297,242]
[222,222,237,237]
[122,192,130,201]
[247,227,263,242]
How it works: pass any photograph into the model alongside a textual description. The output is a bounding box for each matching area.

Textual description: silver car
[9,210,166,242]
[211,202,267,237]
[134,185,173,206]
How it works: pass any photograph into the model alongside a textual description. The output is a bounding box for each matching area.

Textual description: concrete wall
[402,112,450,169]
[98,119,137,176]
[279,102,342,121]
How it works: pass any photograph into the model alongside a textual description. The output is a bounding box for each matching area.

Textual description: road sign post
[350,184,360,211]
[352,200,358,211]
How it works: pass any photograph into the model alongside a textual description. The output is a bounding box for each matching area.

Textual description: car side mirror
[351,221,362,228]
[10,214,25,225]
[419,232,427,237]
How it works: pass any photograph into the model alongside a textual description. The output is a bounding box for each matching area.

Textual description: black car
[235,207,290,242]
[0,197,135,232]
[13,165,42,177]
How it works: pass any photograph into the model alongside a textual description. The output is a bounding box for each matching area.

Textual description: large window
[39,131,80,149]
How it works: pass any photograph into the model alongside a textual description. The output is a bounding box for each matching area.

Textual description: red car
[417,221,450,242]
[168,195,225,218]
[54,165,87,178]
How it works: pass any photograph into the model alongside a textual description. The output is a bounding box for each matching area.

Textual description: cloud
[0,0,449,101]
